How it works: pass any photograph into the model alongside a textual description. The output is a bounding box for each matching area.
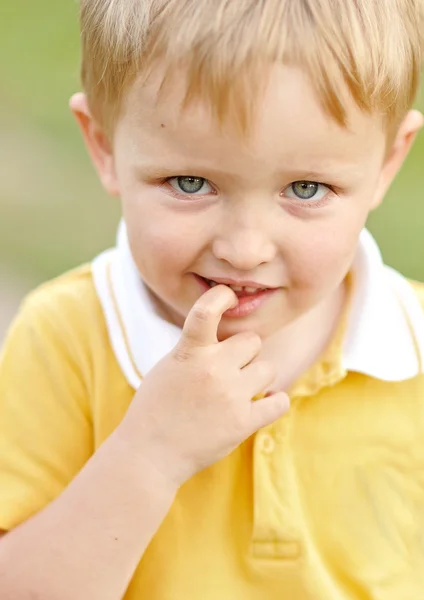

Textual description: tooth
[244,287,258,293]
[230,285,244,292]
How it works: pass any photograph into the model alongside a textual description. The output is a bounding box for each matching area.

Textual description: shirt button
[258,432,275,455]
[251,540,302,560]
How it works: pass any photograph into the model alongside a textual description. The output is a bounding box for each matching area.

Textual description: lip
[198,275,276,289]
[194,274,280,318]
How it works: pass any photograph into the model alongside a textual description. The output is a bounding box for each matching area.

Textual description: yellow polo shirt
[1,264,424,599]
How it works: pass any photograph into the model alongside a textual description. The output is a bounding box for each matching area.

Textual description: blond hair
[80,0,424,138]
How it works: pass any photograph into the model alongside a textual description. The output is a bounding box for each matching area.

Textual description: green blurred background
[0,1,423,340]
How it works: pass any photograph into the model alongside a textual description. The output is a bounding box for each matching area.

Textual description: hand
[117,285,290,487]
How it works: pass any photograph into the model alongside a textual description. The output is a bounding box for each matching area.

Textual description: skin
[71,64,423,390]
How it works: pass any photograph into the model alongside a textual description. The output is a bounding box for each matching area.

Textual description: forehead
[116,64,386,175]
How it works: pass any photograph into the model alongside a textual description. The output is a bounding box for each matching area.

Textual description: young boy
[0,0,424,598]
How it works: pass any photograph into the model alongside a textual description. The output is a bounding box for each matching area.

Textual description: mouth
[194,274,280,318]
[199,276,274,296]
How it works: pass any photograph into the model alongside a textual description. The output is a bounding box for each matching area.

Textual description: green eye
[167,176,214,198]
[292,181,319,200]
[176,176,206,194]
[284,180,330,203]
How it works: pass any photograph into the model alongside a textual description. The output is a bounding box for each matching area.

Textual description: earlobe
[69,93,120,197]
[371,109,423,210]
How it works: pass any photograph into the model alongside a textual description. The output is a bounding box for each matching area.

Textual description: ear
[371,109,423,209]
[69,93,120,197]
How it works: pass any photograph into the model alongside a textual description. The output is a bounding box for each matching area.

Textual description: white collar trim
[92,222,424,390]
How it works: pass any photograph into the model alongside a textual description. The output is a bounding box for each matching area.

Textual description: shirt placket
[250,413,302,560]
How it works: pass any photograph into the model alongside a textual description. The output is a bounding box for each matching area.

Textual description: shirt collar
[92,221,424,390]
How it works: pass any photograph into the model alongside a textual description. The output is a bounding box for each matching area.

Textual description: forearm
[0,431,178,600]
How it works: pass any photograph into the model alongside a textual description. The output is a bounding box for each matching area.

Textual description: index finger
[181,285,238,347]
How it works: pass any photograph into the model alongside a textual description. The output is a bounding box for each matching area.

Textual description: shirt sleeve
[0,289,93,531]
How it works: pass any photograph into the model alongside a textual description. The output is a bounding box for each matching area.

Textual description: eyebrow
[290,167,362,183]
[137,163,242,182]
[138,161,363,185]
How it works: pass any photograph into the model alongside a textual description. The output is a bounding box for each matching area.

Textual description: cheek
[124,204,204,281]
[286,223,360,296]
[133,225,191,272]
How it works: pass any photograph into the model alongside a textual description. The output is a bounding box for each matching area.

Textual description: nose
[212,226,276,271]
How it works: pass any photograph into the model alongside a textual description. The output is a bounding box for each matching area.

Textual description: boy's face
[72,65,422,341]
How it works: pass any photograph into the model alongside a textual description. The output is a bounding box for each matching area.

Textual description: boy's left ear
[371,109,423,209]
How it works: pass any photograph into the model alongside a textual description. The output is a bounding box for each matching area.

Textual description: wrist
[108,425,183,497]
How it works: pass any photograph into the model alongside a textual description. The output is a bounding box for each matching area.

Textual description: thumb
[248,392,290,433]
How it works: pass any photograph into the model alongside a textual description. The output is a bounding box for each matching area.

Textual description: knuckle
[233,331,261,354]
[192,305,213,323]
[242,331,262,346]
[173,344,192,363]
[274,393,290,413]
[207,361,222,382]
[264,394,289,421]
[194,360,219,384]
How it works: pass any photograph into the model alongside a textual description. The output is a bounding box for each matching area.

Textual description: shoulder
[21,264,100,322]
[3,264,108,367]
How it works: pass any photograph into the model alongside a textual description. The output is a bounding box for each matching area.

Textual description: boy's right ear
[69,93,120,197]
